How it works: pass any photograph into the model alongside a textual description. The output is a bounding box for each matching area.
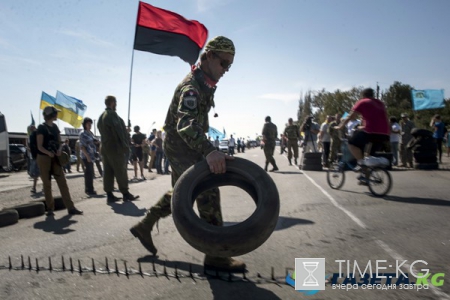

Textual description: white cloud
[258,93,300,104]
[57,29,114,47]
[196,0,234,13]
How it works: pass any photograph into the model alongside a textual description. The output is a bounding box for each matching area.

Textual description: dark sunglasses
[212,52,232,70]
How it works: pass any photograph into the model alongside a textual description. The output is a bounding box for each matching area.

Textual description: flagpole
[127,49,135,128]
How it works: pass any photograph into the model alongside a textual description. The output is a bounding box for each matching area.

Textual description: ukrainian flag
[55,91,87,128]
[40,92,56,109]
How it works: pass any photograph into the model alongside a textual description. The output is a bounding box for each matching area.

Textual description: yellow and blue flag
[40,92,56,109]
[55,91,87,128]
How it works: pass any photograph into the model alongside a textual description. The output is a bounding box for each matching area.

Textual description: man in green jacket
[129,36,246,272]
[283,118,301,165]
[97,96,138,202]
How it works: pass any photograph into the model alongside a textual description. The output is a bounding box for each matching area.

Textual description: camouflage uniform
[400,119,415,167]
[283,124,300,163]
[97,108,130,194]
[328,120,345,163]
[262,121,278,170]
[140,67,224,227]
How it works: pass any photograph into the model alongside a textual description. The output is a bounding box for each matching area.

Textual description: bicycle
[326,140,392,197]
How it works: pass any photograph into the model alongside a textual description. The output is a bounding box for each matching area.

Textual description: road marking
[300,165,450,299]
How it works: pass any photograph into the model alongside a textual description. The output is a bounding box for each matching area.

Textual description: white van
[0,112,9,171]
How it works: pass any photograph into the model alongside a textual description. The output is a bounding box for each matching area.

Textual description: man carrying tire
[130,36,246,272]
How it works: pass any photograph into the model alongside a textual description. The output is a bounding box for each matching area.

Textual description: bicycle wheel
[367,168,392,197]
[326,163,345,189]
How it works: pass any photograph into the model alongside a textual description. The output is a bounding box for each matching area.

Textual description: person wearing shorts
[339,88,390,166]
[131,125,146,180]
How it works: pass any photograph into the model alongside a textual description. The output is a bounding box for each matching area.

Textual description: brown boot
[130,219,158,255]
[204,255,246,272]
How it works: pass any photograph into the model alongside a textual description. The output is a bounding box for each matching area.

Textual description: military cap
[205,36,235,55]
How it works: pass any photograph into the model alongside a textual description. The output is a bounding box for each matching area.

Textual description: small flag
[412,89,445,111]
[55,91,87,128]
[133,1,208,65]
[30,111,35,126]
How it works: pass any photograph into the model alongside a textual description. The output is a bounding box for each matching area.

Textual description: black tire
[414,156,438,164]
[0,210,19,227]
[303,157,322,165]
[413,144,437,152]
[301,164,323,171]
[411,128,433,138]
[53,197,67,210]
[414,163,439,170]
[413,152,437,160]
[326,164,345,189]
[368,168,392,197]
[303,152,322,159]
[172,157,280,257]
[8,202,45,219]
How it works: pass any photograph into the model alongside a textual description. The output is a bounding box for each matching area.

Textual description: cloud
[196,0,234,12]
[0,37,11,48]
[57,29,114,47]
[258,93,299,104]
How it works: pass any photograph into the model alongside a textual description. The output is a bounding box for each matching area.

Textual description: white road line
[300,166,450,299]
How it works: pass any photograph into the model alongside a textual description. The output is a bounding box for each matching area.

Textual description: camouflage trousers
[287,139,299,160]
[330,139,342,163]
[141,137,223,227]
[264,142,276,166]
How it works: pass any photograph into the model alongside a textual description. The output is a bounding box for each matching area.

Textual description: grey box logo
[295,258,325,290]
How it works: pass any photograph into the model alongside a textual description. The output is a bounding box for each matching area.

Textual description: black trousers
[83,159,95,193]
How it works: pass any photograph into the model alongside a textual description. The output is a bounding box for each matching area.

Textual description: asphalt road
[0,148,449,300]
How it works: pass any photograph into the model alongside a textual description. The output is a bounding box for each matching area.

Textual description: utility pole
[376,82,380,99]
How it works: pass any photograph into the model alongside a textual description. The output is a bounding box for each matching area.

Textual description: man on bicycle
[338,88,390,171]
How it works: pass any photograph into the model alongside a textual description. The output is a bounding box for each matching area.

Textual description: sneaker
[123,193,139,201]
[68,208,83,215]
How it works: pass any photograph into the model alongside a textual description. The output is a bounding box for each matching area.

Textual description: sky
[1,0,450,139]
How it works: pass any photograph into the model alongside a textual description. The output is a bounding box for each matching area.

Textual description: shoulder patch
[181,89,199,110]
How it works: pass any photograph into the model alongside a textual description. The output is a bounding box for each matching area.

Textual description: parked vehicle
[219,139,229,153]
[0,113,9,171]
[6,144,27,172]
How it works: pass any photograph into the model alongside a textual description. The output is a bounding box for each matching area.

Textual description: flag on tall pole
[133,1,208,65]
[55,91,87,128]
[411,89,445,111]
[40,92,57,109]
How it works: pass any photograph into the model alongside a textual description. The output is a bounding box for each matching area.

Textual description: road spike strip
[153,260,158,277]
[28,256,31,271]
[189,263,192,277]
[163,260,167,277]
[36,258,39,273]
[49,257,52,272]
[62,256,66,271]
[243,270,247,280]
[271,267,275,281]
[114,259,119,276]
[92,258,96,275]
[174,263,178,278]
[78,260,82,274]
[70,257,74,273]
[21,255,24,270]
[105,257,109,274]
[8,256,11,270]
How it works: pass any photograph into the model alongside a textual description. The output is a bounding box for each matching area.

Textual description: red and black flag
[133,2,208,65]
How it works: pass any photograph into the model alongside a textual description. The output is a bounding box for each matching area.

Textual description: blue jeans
[390,142,399,165]
[155,151,163,174]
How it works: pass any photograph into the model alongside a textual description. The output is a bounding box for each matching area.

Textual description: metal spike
[92,258,96,275]
[138,262,143,277]
[49,257,52,272]
[271,266,275,281]
[153,259,158,277]
[105,257,110,274]
[36,258,39,273]
[257,272,262,278]
[124,261,129,278]
[8,256,12,270]
[243,270,247,280]
[174,263,178,279]
[28,256,31,271]
[62,256,66,271]
[78,260,82,275]
[70,257,74,273]
[163,260,167,277]
[189,263,193,277]
[114,259,119,276]
[21,255,24,270]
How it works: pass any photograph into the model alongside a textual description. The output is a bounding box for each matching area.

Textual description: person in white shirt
[228,135,236,156]
[389,116,401,166]
[214,136,220,151]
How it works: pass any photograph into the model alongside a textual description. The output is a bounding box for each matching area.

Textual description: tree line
[296,81,450,129]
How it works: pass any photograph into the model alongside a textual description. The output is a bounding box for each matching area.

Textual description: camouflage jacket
[262,122,278,144]
[284,124,300,140]
[400,120,415,144]
[163,67,217,157]
[97,108,129,154]
[328,120,345,141]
